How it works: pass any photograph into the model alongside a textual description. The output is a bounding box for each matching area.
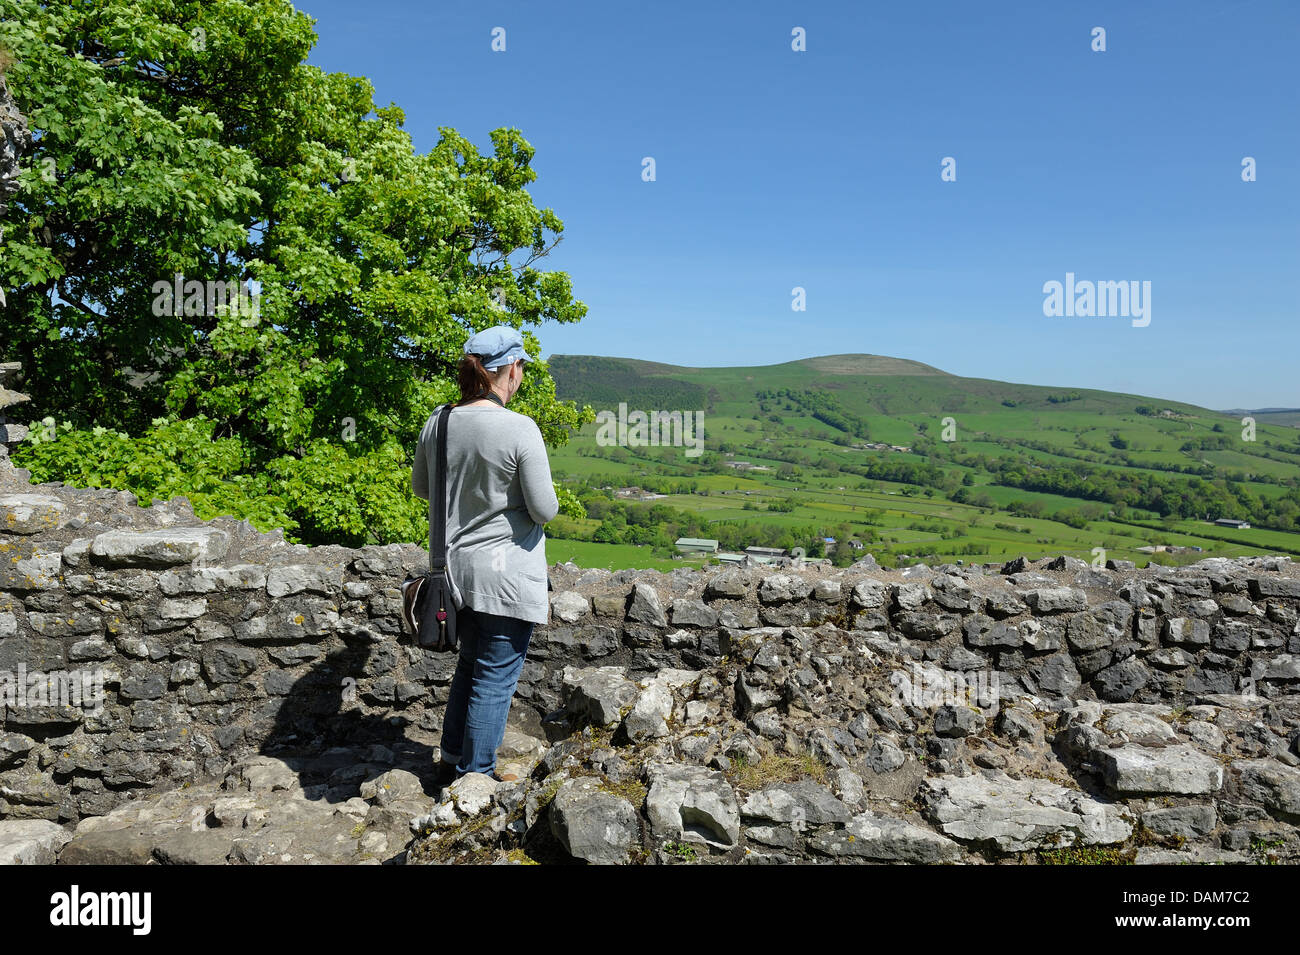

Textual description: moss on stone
[1037,844,1136,865]
[724,750,830,791]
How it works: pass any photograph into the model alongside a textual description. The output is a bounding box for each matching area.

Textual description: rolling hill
[540,353,1300,569]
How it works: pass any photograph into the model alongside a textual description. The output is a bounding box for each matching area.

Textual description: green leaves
[2,0,594,544]
[14,414,298,532]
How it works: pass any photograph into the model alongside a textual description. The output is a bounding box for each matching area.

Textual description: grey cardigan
[411,403,559,625]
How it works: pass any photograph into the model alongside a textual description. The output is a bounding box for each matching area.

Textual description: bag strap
[431,403,452,572]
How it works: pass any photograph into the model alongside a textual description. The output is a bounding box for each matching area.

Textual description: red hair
[456,353,496,406]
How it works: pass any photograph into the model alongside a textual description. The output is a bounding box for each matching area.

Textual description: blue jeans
[438,606,535,776]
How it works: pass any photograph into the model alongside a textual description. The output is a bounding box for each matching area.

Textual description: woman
[411,325,559,784]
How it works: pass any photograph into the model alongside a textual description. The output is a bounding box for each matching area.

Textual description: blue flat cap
[464,325,532,371]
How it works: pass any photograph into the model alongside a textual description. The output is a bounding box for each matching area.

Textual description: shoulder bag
[401,404,459,651]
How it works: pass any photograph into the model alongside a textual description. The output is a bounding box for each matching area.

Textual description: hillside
[1221,408,1300,429]
[549,353,1224,417]
[542,353,1300,570]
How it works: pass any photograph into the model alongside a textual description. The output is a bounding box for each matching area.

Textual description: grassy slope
[544,354,1299,568]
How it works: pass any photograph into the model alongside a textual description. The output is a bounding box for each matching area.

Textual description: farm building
[675,537,719,553]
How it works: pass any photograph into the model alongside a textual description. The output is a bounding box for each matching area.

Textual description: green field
[540,354,1300,570]
[544,538,713,572]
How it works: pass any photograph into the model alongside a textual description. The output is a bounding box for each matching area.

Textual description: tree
[1,0,592,545]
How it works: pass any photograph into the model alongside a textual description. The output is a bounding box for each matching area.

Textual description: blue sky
[299,0,1298,410]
